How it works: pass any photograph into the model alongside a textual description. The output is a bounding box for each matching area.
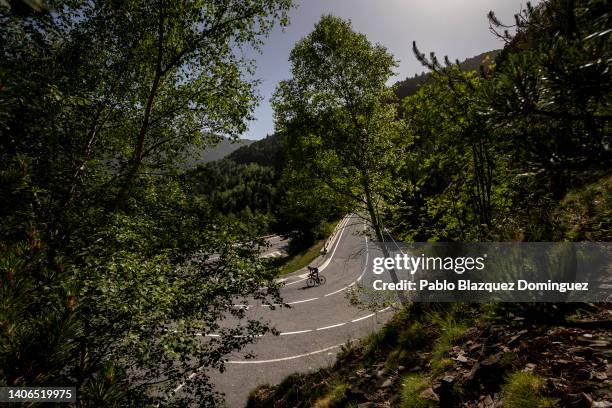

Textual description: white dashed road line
[351,313,375,323]
[316,322,346,331]
[203,306,392,338]
[324,287,347,297]
[287,297,318,305]
[225,343,352,364]
[280,329,312,336]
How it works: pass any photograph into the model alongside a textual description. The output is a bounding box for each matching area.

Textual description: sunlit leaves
[0,0,292,405]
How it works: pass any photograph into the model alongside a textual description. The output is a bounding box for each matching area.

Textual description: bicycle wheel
[318,275,326,285]
[306,277,316,287]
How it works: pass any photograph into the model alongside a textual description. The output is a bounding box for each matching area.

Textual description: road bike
[306,273,326,287]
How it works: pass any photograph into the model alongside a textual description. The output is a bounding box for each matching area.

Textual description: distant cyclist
[306,265,325,287]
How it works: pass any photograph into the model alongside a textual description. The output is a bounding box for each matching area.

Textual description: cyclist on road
[306,265,325,287]
[307,265,319,279]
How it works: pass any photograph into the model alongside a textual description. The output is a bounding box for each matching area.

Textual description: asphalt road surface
[197,215,393,407]
[259,234,291,260]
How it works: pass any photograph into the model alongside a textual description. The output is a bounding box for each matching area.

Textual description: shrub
[502,372,555,408]
[400,374,436,408]
[429,314,469,374]
[313,382,349,408]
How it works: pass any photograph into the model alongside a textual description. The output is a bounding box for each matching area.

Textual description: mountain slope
[227,133,285,173]
[394,50,500,101]
[180,137,255,169]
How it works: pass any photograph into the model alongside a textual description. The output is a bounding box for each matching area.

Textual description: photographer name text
[372,279,589,293]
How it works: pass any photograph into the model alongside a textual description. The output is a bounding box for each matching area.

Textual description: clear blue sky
[242,0,533,140]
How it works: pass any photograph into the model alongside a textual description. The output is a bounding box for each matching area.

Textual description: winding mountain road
[201,215,393,407]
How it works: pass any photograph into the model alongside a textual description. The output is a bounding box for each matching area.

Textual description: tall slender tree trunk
[364,179,407,305]
[115,8,165,210]
[114,70,160,210]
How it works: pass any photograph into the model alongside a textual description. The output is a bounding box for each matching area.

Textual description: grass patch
[313,382,349,408]
[429,313,469,374]
[553,173,612,241]
[386,320,429,369]
[358,307,412,364]
[277,239,325,276]
[400,374,436,408]
[502,372,555,408]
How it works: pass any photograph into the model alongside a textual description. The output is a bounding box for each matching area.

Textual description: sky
[241,0,532,140]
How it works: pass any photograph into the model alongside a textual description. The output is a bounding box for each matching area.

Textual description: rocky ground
[247,303,611,408]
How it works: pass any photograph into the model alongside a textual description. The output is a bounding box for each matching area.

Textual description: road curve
[181,215,392,407]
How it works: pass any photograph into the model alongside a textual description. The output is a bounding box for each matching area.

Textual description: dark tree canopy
[0,0,292,405]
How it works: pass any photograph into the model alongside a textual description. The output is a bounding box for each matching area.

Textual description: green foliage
[399,374,435,408]
[186,159,278,217]
[502,372,555,408]
[391,0,611,242]
[429,314,469,374]
[358,305,446,367]
[272,15,402,243]
[359,308,410,364]
[0,0,292,405]
[396,68,509,241]
[486,0,611,176]
[313,382,349,408]
[276,166,345,247]
[552,174,612,241]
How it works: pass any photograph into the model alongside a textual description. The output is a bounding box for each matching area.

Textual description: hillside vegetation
[249,301,611,407]
[179,137,255,168]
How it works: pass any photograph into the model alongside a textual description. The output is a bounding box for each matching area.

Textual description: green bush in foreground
[400,374,436,408]
[502,371,555,408]
[313,382,349,408]
[429,314,469,374]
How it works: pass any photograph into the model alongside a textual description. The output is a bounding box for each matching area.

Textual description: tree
[0,0,292,405]
[484,0,611,198]
[391,0,610,243]
[271,16,398,240]
[276,163,346,248]
[395,67,503,242]
[272,15,407,302]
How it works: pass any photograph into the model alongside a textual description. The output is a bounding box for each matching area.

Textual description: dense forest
[184,134,284,219]
[184,130,349,246]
